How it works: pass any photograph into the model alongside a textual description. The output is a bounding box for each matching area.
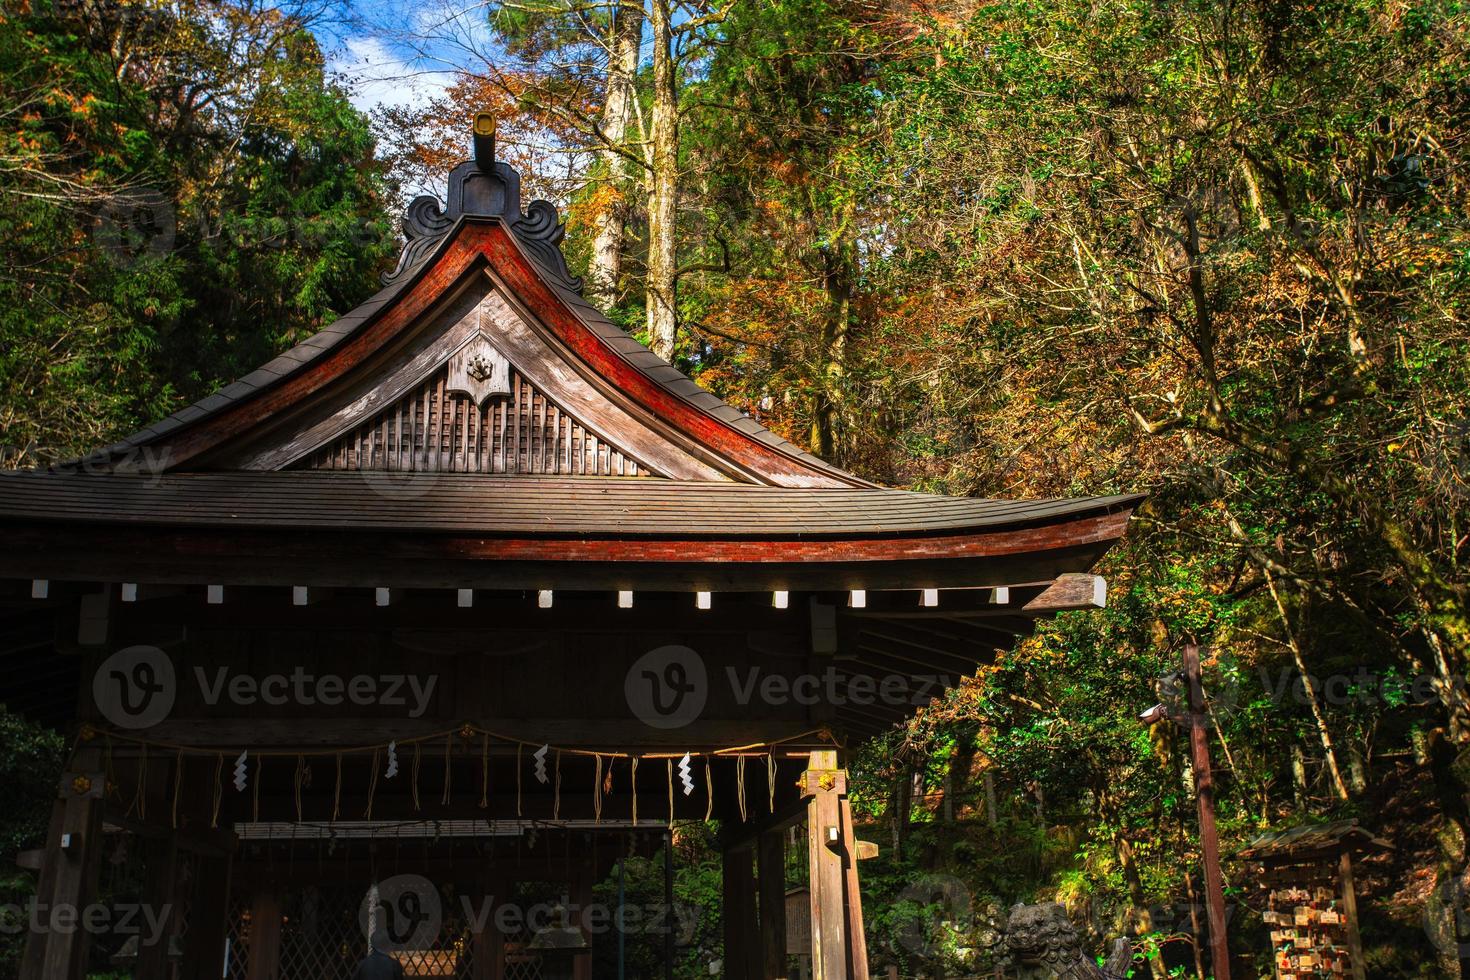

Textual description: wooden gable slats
[299,364,653,476]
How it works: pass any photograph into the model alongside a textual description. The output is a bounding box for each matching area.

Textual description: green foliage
[0,0,394,465]
[0,710,66,976]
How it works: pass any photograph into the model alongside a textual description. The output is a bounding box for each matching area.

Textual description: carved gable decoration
[300,362,656,477]
[446,333,512,407]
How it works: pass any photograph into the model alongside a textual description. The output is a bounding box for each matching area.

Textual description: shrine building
[0,115,1140,980]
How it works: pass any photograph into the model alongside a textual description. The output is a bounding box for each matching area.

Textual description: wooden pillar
[573,868,594,980]
[802,750,849,980]
[838,797,869,980]
[484,870,506,980]
[21,753,105,980]
[136,835,181,979]
[245,888,281,980]
[183,848,234,980]
[757,830,788,979]
[18,796,65,980]
[723,843,758,979]
[1338,850,1366,980]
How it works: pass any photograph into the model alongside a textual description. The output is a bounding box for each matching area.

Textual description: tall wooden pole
[664,828,675,980]
[1183,643,1231,980]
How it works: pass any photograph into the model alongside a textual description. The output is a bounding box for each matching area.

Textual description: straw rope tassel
[365,749,381,820]
[705,757,713,822]
[211,752,224,829]
[553,750,562,821]
[480,734,490,810]
[252,756,262,823]
[594,754,604,823]
[516,743,523,817]
[767,752,776,812]
[104,736,115,803]
[411,742,422,812]
[294,755,305,822]
[441,733,454,807]
[133,742,148,820]
[631,757,639,826]
[667,759,674,823]
[333,752,343,822]
[737,755,747,822]
[171,749,184,829]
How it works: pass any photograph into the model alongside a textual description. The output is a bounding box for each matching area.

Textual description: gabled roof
[72,134,864,488]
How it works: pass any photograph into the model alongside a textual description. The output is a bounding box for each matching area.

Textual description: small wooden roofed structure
[1,115,1140,980]
[1241,820,1391,980]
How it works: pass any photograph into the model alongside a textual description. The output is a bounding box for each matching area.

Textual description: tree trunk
[810,225,853,460]
[1265,568,1350,801]
[1111,822,1158,975]
[587,0,642,309]
[645,0,678,360]
[891,764,912,861]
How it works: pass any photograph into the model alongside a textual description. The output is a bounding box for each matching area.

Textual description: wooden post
[802,750,849,980]
[838,797,869,980]
[574,867,594,980]
[1338,850,1367,980]
[183,848,234,980]
[245,888,281,980]
[18,798,65,980]
[1184,643,1231,980]
[22,754,105,980]
[758,830,788,979]
[135,835,181,979]
[723,843,759,979]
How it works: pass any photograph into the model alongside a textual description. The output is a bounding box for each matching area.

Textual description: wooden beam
[118,718,830,752]
[0,517,1128,591]
[1022,572,1106,612]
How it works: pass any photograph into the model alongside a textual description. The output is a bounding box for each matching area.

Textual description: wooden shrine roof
[0,115,1141,597]
[1240,820,1394,860]
[0,470,1140,537]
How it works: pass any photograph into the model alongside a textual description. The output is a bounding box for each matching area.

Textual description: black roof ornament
[382,112,582,293]
[472,111,496,171]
